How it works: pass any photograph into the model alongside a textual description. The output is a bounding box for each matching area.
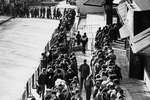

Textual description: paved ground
[75,46,150,100]
[114,48,150,100]
[0,18,59,100]
[76,13,150,99]
[120,79,150,100]
[76,51,92,100]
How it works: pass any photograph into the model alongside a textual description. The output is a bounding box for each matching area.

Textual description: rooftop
[134,0,150,10]
[84,0,105,7]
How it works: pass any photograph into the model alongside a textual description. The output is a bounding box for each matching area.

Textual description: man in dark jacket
[81,33,88,54]
[76,31,81,46]
[47,7,51,19]
[38,68,47,98]
[42,7,46,18]
[79,59,90,92]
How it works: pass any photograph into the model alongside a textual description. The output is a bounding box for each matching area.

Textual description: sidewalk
[75,51,92,100]
[120,79,150,100]
[0,16,13,25]
[113,47,150,100]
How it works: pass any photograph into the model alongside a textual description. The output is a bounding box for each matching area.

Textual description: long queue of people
[95,24,120,50]
[32,8,83,100]
[15,5,69,19]
[88,24,125,100]
[29,7,62,19]
[38,53,80,100]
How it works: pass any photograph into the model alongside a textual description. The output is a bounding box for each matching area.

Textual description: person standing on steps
[79,59,90,92]
[81,32,88,54]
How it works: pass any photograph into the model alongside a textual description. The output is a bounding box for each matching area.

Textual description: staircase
[112,39,126,50]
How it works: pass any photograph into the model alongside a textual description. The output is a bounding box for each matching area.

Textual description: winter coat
[79,63,90,78]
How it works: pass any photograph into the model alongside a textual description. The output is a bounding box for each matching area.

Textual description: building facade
[117,0,150,90]
[76,0,104,16]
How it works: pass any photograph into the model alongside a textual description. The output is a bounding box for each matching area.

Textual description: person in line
[47,7,51,19]
[42,7,46,18]
[38,68,47,99]
[40,7,43,18]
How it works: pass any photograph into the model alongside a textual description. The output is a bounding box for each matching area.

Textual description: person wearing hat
[101,71,108,81]
[79,59,90,92]
[94,63,101,75]
[46,68,54,88]
[113,65,122,81]
[65,68,75,85]
[71,88,83,100]
[70,76,79,90]
[93,80,101,99]
[106,53,116,62]
[99,64,107,75]
[70,58,78,76]
[41,52,47,68]
[38,68,47,98]
[53,68,65,82]
[116,89,125,100]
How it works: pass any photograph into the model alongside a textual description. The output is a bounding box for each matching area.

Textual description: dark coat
[38,73,47,85]
[79,63,90,78]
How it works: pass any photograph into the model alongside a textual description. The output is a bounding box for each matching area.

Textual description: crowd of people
[29,7,62,19]
[38,52,80,100]
[25,3,125,100]
[87,24,124,100]
[95,24,120,50]
[14,4,71,19]
[34,8,82,100]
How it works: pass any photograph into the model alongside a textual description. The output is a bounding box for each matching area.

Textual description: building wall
[76,0,104,16]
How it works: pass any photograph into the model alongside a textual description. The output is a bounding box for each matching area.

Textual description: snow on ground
[0,18,59,100]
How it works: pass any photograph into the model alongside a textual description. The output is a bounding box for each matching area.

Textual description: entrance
[129,50,144,80]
